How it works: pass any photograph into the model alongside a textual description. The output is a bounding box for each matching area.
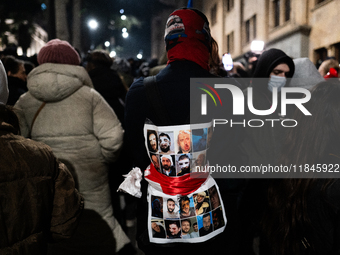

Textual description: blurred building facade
[0,0,83,58]
[201,0,340,64]
[0,21,47,57]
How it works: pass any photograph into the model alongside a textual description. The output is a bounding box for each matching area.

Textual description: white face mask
[178,159,190,169]
[160,137,170,147]
[268,75,286,92]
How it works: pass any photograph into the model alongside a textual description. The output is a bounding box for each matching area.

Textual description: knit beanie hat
[252,48,295,78]
[37,39,81,66]
[0,60,9,105]
[165,8,211,70]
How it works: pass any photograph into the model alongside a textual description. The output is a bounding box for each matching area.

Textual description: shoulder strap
[29,102,46,138]
[143,76,172,125]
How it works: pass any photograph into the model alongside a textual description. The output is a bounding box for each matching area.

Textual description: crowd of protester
[1,6,340,255]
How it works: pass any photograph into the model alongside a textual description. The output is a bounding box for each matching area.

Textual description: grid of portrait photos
[149,182,226,243]
[144,122,213,177]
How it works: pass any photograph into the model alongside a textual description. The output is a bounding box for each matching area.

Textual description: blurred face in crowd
[10,63,27,82]
[193,224,198,232]
[270,63,290,78]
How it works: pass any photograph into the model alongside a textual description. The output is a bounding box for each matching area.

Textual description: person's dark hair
[167,220,180,229]
[167,198,175,204]
[252,48,295,79]
[193,222,197,227]
[178,154,189,161]
[0,105,20,135]
[202,212,211,220]
[181,218,191,227]
[86,50,113,68]
[24,60,35,75]
[209,37,227,76]
[262,80,340,255]
[159,133,171,141]
[2,55,24,75]
[179,196,190,209]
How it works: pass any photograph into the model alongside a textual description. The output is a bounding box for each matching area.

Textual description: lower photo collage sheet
[144,122,227,243]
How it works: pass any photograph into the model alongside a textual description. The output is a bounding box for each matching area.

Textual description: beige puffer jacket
[14,63,130,252]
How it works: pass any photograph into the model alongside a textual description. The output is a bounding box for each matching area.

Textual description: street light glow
[120,9,124,14]
[222,53,233,71]
[88,19,98,30]
[250,40,264,52]
[137,53,143,59]
[121,15,126,20]
[122,32,129,38]
[122,27,127,33]
[104,41,110,47]
[110,51,116,58]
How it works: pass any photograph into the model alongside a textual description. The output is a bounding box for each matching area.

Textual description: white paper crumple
[117,167,143,198]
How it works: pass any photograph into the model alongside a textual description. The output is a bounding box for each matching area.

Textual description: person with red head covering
[124,7,242,255]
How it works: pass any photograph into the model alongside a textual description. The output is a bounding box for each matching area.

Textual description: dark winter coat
[0,120,83,254]
[88,67,127,124]
[125,60,244,255]
[239,48,296,167]
[6,76,27,106]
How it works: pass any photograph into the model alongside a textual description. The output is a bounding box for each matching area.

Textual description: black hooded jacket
[239,48,296,167]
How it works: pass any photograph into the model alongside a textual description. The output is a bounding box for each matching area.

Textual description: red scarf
[145,163,209,196]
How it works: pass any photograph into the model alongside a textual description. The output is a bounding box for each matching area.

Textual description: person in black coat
[85,50,127,124]
[85,50,134,237]
[124,7,244,255]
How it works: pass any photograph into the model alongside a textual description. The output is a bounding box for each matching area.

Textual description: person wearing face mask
[239,48,295,168]
[176,154,191,176]
[159,133,175,154]
[237,48,295,254]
